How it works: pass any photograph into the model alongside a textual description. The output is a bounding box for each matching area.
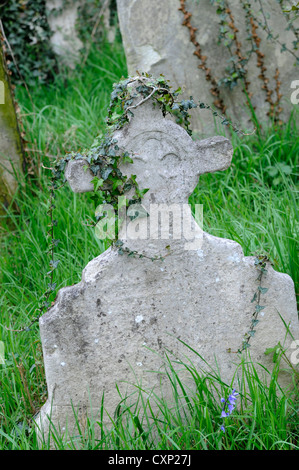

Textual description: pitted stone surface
[37,83,299,443]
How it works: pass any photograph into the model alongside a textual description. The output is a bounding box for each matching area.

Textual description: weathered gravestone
[46,0,83,68]
[46,0,117,68]
[0,42,24,217]
[116,0,298,137]
[36,79,299,442]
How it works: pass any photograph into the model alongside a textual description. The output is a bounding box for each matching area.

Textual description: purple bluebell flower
[228,389,238,404]
[220,389,239,432]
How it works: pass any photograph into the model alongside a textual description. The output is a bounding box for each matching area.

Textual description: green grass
[0,39,298,450]
[190,113,299,295]
[1,346,298,450]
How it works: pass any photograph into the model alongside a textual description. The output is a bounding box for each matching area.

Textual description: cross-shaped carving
[66,85,232,202]
[65,82,233,249]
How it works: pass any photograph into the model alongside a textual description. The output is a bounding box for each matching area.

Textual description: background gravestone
[46,0,84,67]
[36,84,299,443]
[46,0,117,68]
[116,0,298,137]
[0,42,24,217]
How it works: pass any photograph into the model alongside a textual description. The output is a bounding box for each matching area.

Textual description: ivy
[181,0,299,126]
[238,255,271,353]
[0,0,58,86]
[179,0,227,114]
[0,0,119,85]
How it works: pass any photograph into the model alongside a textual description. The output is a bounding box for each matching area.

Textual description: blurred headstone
[0,41,24,216]
[116,0,298,137]
[46,0,83,68]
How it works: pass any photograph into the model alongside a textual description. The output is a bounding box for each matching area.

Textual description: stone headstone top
[65,85,233,203]
[65,79,232,252]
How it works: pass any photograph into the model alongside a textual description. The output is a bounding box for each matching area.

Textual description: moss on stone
[0,44,24,218]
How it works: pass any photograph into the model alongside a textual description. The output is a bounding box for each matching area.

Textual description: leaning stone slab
[36,83,299,443]
[0,42,24,217]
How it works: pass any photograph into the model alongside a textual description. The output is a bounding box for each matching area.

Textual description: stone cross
[37,83,299,444]
[65,92,232,252]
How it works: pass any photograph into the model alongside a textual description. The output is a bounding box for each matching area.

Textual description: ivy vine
[239,255,271,352]
[180,0,299,126]
[227,254,271,354]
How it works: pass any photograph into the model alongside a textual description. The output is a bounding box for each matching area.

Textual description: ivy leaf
[136,187,150,199]
[108,148,116,157]
[258,286,268,294]
[91,177,104,192]
[122,152,134,164]
[255,305,266,313]
[180,98,197,110]
[59,160,66,171]
[49,260,60,269]
[48,282,57,291]
[174,87,182,95]
[90,164,100,175]
[112,179,123,191]
[101,166,113,180]
[123,183,132,192]
[110,112,122,122]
